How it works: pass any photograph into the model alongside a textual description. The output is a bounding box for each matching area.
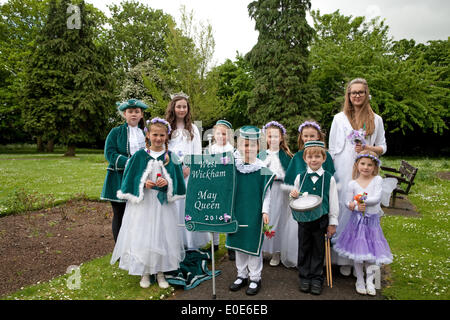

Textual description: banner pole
[210,232,216,299]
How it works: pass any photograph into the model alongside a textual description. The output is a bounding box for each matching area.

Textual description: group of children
[101,96,393,297]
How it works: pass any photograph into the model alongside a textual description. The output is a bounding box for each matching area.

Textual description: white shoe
[366,282,376,296]
[355,281,367,295]
[140,274,150,288]
[340,265,352,276]
[157,272,169,289]
[269,252,280,266]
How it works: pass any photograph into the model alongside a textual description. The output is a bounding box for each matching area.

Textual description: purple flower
[223,213,231,222]
[347,129,366,146]
[263,121,287,135]
[185,215,192,222]
[221,156,230,165]
[298,121,321,133]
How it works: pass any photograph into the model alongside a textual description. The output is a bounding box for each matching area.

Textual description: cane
[324,234,330,287]
[327,236,333,288]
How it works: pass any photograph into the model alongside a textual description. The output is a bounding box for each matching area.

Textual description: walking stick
[327,236,333,288]
[324,234,330,287]
[210,232,216,299]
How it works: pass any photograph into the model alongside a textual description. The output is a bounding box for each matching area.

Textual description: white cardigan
[328,112,387,159]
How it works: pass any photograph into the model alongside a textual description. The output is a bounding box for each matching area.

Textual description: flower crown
[355,153,381,166]
[145,117,172,135]
[170,91,189,100]
[262,121,286,135]
[298,121,321,133]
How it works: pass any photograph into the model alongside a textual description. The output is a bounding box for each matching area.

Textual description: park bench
[380,160,418,207]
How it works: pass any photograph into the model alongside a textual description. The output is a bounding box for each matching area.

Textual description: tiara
[145,118,172,135]
[262,121,287,135]
[170,91,189,100]
[355,153,381,166]
[298,121,321,133]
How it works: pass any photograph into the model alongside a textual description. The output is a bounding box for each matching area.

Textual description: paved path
[171,254,383,300]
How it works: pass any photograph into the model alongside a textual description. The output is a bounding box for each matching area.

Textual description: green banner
[184,152,238,233]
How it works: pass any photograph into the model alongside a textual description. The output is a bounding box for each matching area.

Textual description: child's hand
[262,213,269,225]
[145,180,156,189]
[290,190,299,198]
[327,225,336,238]
[349,201,356,211]
[355,142,364,153]
[156,177,168,188]
[358,202,366,212]
[182,166,190,179]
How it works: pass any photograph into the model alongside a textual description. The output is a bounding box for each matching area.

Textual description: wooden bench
[380,160,419,207]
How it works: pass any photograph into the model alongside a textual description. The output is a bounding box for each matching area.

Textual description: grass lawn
[0,152,106,215]
[0,151,448,300]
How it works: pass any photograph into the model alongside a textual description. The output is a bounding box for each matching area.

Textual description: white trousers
[235,251,263,282]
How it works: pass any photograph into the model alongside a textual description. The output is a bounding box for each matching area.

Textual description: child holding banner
[209,119,236,259]
[165,93,209,250]
[259,121,293,267]
[111,118,186,289]
[226,126,275,295]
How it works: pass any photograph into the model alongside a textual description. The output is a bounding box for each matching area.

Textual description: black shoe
[299,279,311,293]
[246,280,261,296]
[310,281,323,295]
[228,249,235,261]
[229,277,248,291]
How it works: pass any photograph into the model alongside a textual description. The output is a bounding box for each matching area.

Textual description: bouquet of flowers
[347,129,367,146]
[263,223,275,239]
[354,192,368,216]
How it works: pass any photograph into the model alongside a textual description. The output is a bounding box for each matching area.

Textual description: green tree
[246,0,318,146]
[309,10,448,136]
[106,0,174,77]
[0,0,50,145]
[211,54,254,128]
[21,0,116,155]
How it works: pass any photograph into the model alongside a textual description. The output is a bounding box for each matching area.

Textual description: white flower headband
[262,121,287,135]
[355,153,381,166]
[145,118,172,135]
[298,121,321,133]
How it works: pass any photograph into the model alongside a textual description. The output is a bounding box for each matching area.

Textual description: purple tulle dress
[334,211,393,265]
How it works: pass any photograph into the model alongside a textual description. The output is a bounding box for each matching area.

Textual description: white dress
[328,111,387,265]
[168,124,210,250]
[261,150,291,259]
[110,150,185,275]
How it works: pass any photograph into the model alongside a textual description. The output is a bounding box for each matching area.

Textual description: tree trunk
[36,136,44,152]
[46,139,55,152]
[64,145,76,157]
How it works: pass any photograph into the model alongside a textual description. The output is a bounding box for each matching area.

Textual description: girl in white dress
[165,93,210,250]
[328,78,387,276]
[208,119,235,251]
[333,151,393,296]
[111,118,186,289]
[259,121,293,267]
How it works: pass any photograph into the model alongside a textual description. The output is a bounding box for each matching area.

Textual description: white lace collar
[234,150,266,174]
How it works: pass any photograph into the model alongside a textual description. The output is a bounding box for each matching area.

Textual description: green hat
[215,119,232,129]
[304,141,326,149]
[238,125,261,140]
[116,99,148,111]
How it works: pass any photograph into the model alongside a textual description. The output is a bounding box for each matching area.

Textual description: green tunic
[100,123,138,202]
[117,149,186,204]
[291,170,331,223]
[226,167,275,256]
[284,150,335,187]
